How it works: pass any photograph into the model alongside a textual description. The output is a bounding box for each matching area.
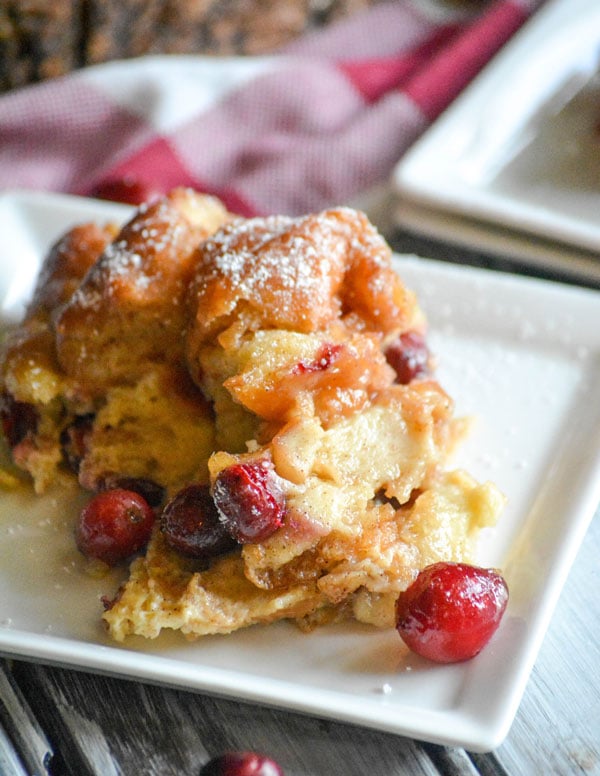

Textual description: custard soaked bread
[0,191,504,640]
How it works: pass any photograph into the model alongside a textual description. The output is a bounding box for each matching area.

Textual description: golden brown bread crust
[25,222,118,324]
[2,221,113,404]
[55,188,231,397]
[103,531,328,640]
[0,221,116,491]
[184,207,425,454]
[186,207,421,359]
[1,189,230,494]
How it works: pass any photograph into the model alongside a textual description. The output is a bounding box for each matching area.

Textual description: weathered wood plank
[0,720,29,776]
[0,661,53,775]
[11,660,449,776]
[424,744,483,775]
[492,511,600,776]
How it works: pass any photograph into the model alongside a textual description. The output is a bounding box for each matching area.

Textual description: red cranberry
[395,562,509,663]
[90,177,160,205]
[291,342,343,375]
[199,751,283,776]
[212,462,285,544]
[161,484,237,558]
[0,393,38,447]
[384,331,430,384]
[75,489,155,565]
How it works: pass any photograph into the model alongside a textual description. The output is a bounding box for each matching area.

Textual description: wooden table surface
[0,226,598,776]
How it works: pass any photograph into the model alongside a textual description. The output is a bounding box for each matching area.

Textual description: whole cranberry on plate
[395,561,509,663]
[199,751,283,776]
[75,489,155,566]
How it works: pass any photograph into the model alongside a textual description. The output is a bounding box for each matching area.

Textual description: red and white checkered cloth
[0,0,544,217]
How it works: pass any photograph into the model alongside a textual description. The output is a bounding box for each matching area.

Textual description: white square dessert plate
[393,0,600,283]
[1,190,600,752]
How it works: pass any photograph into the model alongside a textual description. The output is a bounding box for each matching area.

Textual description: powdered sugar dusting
[193,207,388,330]
[63,197,195,313]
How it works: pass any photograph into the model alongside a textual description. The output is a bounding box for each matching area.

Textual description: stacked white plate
[393,0,600,284]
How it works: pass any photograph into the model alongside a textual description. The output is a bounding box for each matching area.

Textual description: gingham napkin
[0,0,544,217]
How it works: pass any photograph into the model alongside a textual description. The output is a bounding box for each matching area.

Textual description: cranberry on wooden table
[212,462,285,543]
[161,484,237,558]
[199,751,284,776]
[75,489,155,566]
[395,561,509,663]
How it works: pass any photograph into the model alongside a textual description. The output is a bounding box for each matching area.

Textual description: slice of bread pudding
[0,191,504,641]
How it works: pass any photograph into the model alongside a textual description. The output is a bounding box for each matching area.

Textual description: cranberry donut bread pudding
[0,190,504,640]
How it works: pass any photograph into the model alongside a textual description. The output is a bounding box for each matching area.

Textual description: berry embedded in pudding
[161,484,238,559]
[212,461,286,544]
